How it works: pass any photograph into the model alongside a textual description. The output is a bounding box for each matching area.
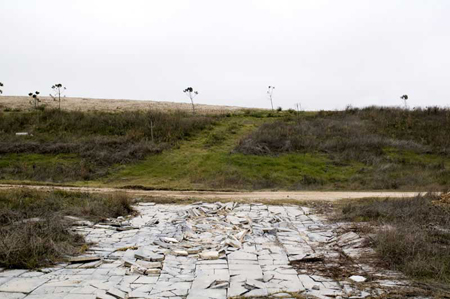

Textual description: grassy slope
[1,109,449,191]
[92,115,362,190]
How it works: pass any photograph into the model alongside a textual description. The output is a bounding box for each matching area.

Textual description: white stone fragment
[200,251,219,260]
[349,275,367,283]
[161,237,179,243]
[173,250,188,256]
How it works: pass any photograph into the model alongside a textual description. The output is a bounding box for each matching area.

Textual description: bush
[0,217,84,269]
[339,194,450,283]
[0,190,134,269]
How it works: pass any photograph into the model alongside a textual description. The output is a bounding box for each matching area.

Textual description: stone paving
[0,202,414,299]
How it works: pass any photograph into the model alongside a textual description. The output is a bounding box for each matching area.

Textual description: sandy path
[0,184,423,202]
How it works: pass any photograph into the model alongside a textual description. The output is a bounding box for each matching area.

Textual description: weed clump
[339,194,450,283]
[0,190,134,269]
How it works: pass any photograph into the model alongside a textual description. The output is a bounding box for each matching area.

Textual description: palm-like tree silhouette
[400,94,408,108]
[183,87,198,114]
[50,83,66,110]
[267,86,275,111]
[28,91,41,109]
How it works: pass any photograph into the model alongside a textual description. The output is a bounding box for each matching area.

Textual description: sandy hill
[0,96,249,114]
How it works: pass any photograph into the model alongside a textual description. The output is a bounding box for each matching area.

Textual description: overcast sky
[0,0,449,110]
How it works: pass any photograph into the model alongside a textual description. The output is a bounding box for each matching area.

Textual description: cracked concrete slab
[0,202,422,298]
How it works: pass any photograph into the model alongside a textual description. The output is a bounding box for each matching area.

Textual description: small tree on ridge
[50,83,66,110]
[267,86,275,111]
[0,82,3,95]
[183,87,198,114]
[400,94,408,108]
[28,91,40,109]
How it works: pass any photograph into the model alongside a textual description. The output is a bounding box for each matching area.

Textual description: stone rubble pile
[0,202,413,299]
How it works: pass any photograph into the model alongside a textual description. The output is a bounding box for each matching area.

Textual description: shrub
[0,190,135,269]
[339,194,450,283]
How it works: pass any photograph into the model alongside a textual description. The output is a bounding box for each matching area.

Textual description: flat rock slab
[0,293,26,299]
[68,256,102,263]
[0,278,48,293]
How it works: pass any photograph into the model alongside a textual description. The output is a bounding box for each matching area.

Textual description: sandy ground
[0,184,423,202]
[0,96,250,114]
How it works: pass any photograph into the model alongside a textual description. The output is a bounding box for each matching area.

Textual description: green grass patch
[2,107,449,190]
[99,116,363,190]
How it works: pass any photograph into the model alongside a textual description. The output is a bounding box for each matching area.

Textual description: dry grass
[0,190,134,269]
[0,96,246,114]
[0,217,85,269]
[337,193,450,285]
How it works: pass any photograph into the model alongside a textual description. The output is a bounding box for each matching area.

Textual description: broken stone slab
[116,226,138,232]
[200,251,219,260]
[298,274,321,290]
[106,287,128,299]
[0,277,49,293]
[228,281,248,297]
[79,260,103,269]
[187,247,202,254]
[173,250,188,256]
[289,254,324,264]
[244,278,266,290]
[209,282,228,289]
[349,275,367,283]
[227,251,257,261]
[134,276,159,284]
[139,202,156,206]
[337,231,363,247]
[153,240,171,249]
[135,260,162,269]
[68,256,102,264]
[161,237,179,243]
[235,230,248,242]
[145,268,162,275]
[225,237,242,249]
[182,223,195,239]
[126,265,145,275]
[64,216,94,227]
[122,259,138,268]
[134,251,164,262]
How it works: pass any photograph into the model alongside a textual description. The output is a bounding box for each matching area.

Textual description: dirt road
[0,184,423,202]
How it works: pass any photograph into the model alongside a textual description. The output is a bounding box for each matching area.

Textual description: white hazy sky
[0,0,449,110]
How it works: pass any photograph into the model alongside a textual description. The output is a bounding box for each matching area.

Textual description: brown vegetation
[338,193,450,284]
[0,190,133,269]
